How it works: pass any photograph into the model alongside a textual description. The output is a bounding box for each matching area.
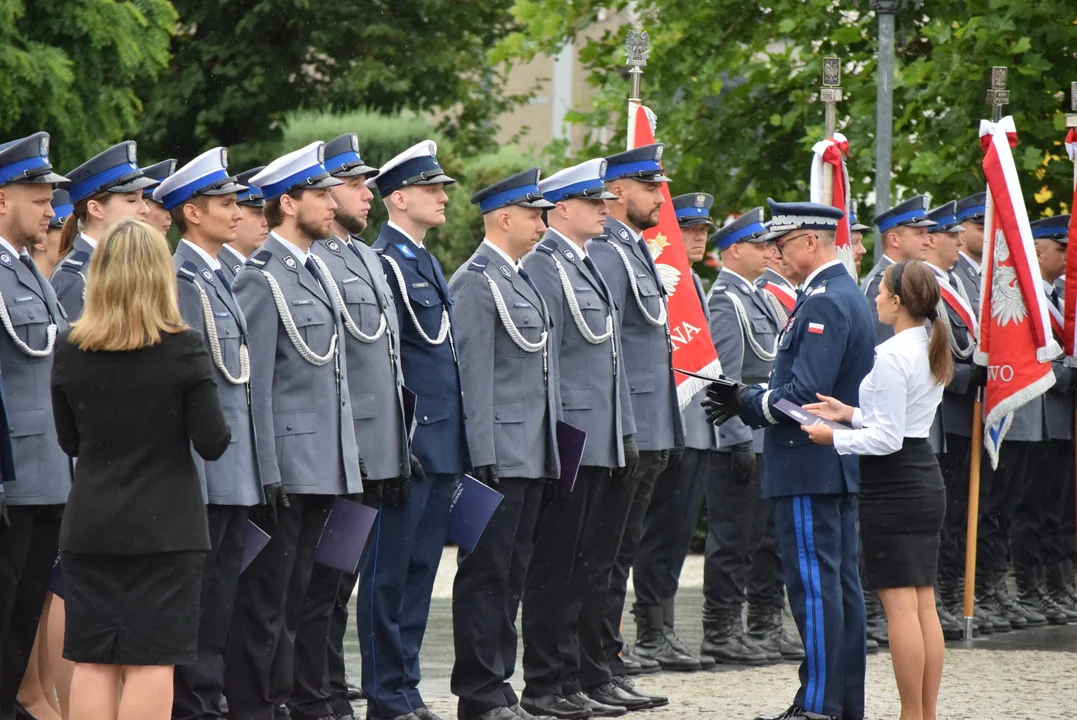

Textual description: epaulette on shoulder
[591,231,611,243]
[468,255,490,272]
[59,250,90,273]
[536,239,556,255]
[177,262,199,282]
[712,283,728,293]
[247,249,272,267]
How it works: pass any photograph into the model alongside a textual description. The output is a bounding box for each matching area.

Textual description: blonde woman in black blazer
[50,219,230,720]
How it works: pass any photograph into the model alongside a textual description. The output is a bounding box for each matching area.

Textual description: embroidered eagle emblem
[645,233,681,297]
[990,229,1026,327]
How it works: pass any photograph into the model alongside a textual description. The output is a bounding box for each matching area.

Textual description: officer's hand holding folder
[673,368,748,427]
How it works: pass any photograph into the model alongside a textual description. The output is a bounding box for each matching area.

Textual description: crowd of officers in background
[0,127,1074,720]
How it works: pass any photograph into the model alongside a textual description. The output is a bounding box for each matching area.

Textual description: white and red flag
[975,116,1061,468]
[809,133,855,277]
[1061,128,1077,363]
[626,103,721,408]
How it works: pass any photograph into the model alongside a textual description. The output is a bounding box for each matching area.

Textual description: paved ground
[341,550,1077,719]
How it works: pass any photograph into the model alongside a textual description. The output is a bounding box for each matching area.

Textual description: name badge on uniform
[411,282,430,289]
[292,299,315,306]
[341,277,360,284]
[514,302,532,309]
[636,273,648,278]
[396,244,416,259]
[14,296,34,303]
[574,286,589,292]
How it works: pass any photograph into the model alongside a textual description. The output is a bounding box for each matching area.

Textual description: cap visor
[20,170,70,185]
[946,223,966,233]
[641,173,672,183]
[238,198,266,208]
[850,223,871,232]
[333,164,380,179]
[904,219,937,228]
[307,176,345,190]
[518,198,556,210]
[413,173,456,187]
[109,176,159,194]
[202,181,249,196]
[678,218,716,228]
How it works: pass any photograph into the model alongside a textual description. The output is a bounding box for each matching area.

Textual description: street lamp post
[872,0,898,262]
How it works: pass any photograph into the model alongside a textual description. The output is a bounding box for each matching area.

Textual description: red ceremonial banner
[1062,128,1077,360]
[975,117,1060,468]
[628,103,722,408]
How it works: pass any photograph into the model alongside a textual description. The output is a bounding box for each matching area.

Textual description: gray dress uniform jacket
[938,267,978,439]
[0,247,71,505]
[521,229,634,469]
[861,254,895,345]
[952,253,982,312]
[705,268,780,454]
[50,234,96,321]
[588,217,683,452]
[1033,283,1072,442]
[173,241,264,506]
[218,244,247,285]
[682,271,717,452]
[233,233,362,495]
[311,235,410,481]
[449,242,560,479]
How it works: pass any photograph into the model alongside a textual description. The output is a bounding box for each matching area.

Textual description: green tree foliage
[0,0,176,169]
[492,0,1077,228]
[136,0,528,163]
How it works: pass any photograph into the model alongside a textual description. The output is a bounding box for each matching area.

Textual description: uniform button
[423,415,429,421]
[495,414,501,421]
[307,315,313,321]
[286,424,293,431]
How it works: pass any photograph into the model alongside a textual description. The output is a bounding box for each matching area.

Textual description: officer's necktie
[635,238,662,286]
[214,269,233,294]
[304,257,331,301]
[19,254,57,322]
[516,267,545,324]
[18,254,38,278]
[581,256,609,302]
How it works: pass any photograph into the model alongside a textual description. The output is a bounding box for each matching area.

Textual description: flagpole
[819,58,842,205]
[1066,80,1077,573]
[625,27,648,152]
[963,65,1009,641]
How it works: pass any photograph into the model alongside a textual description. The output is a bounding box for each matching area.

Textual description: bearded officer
[630,192,716,673]
[0,133,65,718]
[700,209,794,667]
[582,144,685,700]
[141,158,177,235]
[219,166,268,283]
[224,142,364,720]
[519,159,648,719]
[300,133,413,720]
[449,168,560,720]
[703,200,874,720]
[363,140,470,720]
[154,148,276,720]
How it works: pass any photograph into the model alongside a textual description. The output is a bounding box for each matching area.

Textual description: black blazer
[51,329,231,555]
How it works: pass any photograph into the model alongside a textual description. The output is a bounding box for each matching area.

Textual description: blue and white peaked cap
[0,132,68,187]
[539,159,618,203]
[672,192,715,228]
[604,144,671,184]
[66,141,158,204]
[324,133,379,179]
[955,192,986,224]
[927,201,965,234]
[712,207,768,250]
[1030,215,1070,243]
[367,140,454,195]
[235,167,266,208]
[874,194,934,233]
[471,168,554,213]
[251,142,342,201]
[764,199,844,238]
[153,148,247,211]
[140,159,177,199]
[50,187,73,230]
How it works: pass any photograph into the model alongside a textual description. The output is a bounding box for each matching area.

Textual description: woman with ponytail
[50,142,156,321]
[801,259,950,720]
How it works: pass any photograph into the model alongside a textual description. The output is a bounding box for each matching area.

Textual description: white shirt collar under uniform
[220,244,247,263]
[959,252,981,275]
[720,267,756,293]
[548,227,588,258]
[0,235,21,260]
[482,238,519,269]
[270,230,310,265]
[801,259,844,290]
[387,221,424,249]
[181,239,221,271]
[79,233,98,250]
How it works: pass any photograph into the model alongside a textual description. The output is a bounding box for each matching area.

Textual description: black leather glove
[362,480,384,508]
[702,379,749,426]
[0,490,7,528]
[382,476,410,508]
[474,464,500,488]
[969,364,988,391]
[543,477,568,504]
[666,447,684,471]
[409,454,427,482]
[729,442,756,486]
[617,435,640,481]
[254,482,289,528]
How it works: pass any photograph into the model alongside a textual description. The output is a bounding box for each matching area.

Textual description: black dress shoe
[620,645,659,675]
[753,705,839,720]
[346,677,366,701]
[366,714,422,720]
[413,708,444,720]
[508,703,557,720]
[566,691,627,717]
[585,681,650,712]
[520,695,593,720]
[612,675,668,708]
[462,707,529,720]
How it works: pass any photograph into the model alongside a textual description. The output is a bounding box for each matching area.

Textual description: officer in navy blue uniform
[703,200,874,720]
[0,133,62,718]
[221,166,269,283]
[51,141,157,320]
[630,192,717,673]
[362,140,471,720]
[449,169,560,720]
[141,158,177,235]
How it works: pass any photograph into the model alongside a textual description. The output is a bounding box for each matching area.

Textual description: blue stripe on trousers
[802,496,826,714]
[792,496,825,715]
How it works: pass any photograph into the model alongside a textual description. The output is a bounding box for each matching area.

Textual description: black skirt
[858,438,946,590]
[61,550,205,666]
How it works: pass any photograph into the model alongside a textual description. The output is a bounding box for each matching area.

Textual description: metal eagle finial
[625,27,649,67]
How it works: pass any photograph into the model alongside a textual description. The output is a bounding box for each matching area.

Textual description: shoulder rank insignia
[809,285,827,296]
[396,244,416,259]
[468,255,489,272]
[247,249,272,267]
[60,250,90,273]
[712,283,727,292]
[177,265,197,282]
[536,240,556,255]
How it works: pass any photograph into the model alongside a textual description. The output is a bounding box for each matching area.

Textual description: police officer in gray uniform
[0,133,67,717]
[953,193,986,310]
[701,209,794,667]
[301,133,412,720]
[218,166,268,284]
[153,148,276,720]
[449,168,560,720]
[520,159,649,720]
[225,142,364,719]
[585,145,684,699]
[630,192,716,673]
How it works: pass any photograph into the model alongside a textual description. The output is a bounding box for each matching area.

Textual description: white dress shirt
[180,239,222,271]
[79,233,98,250]
[800,259,844,290]
[270,231,310,265]
[387,221,424,248]
[482,238,519,269]
[221,243,247,263]
[833,326,944,456]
